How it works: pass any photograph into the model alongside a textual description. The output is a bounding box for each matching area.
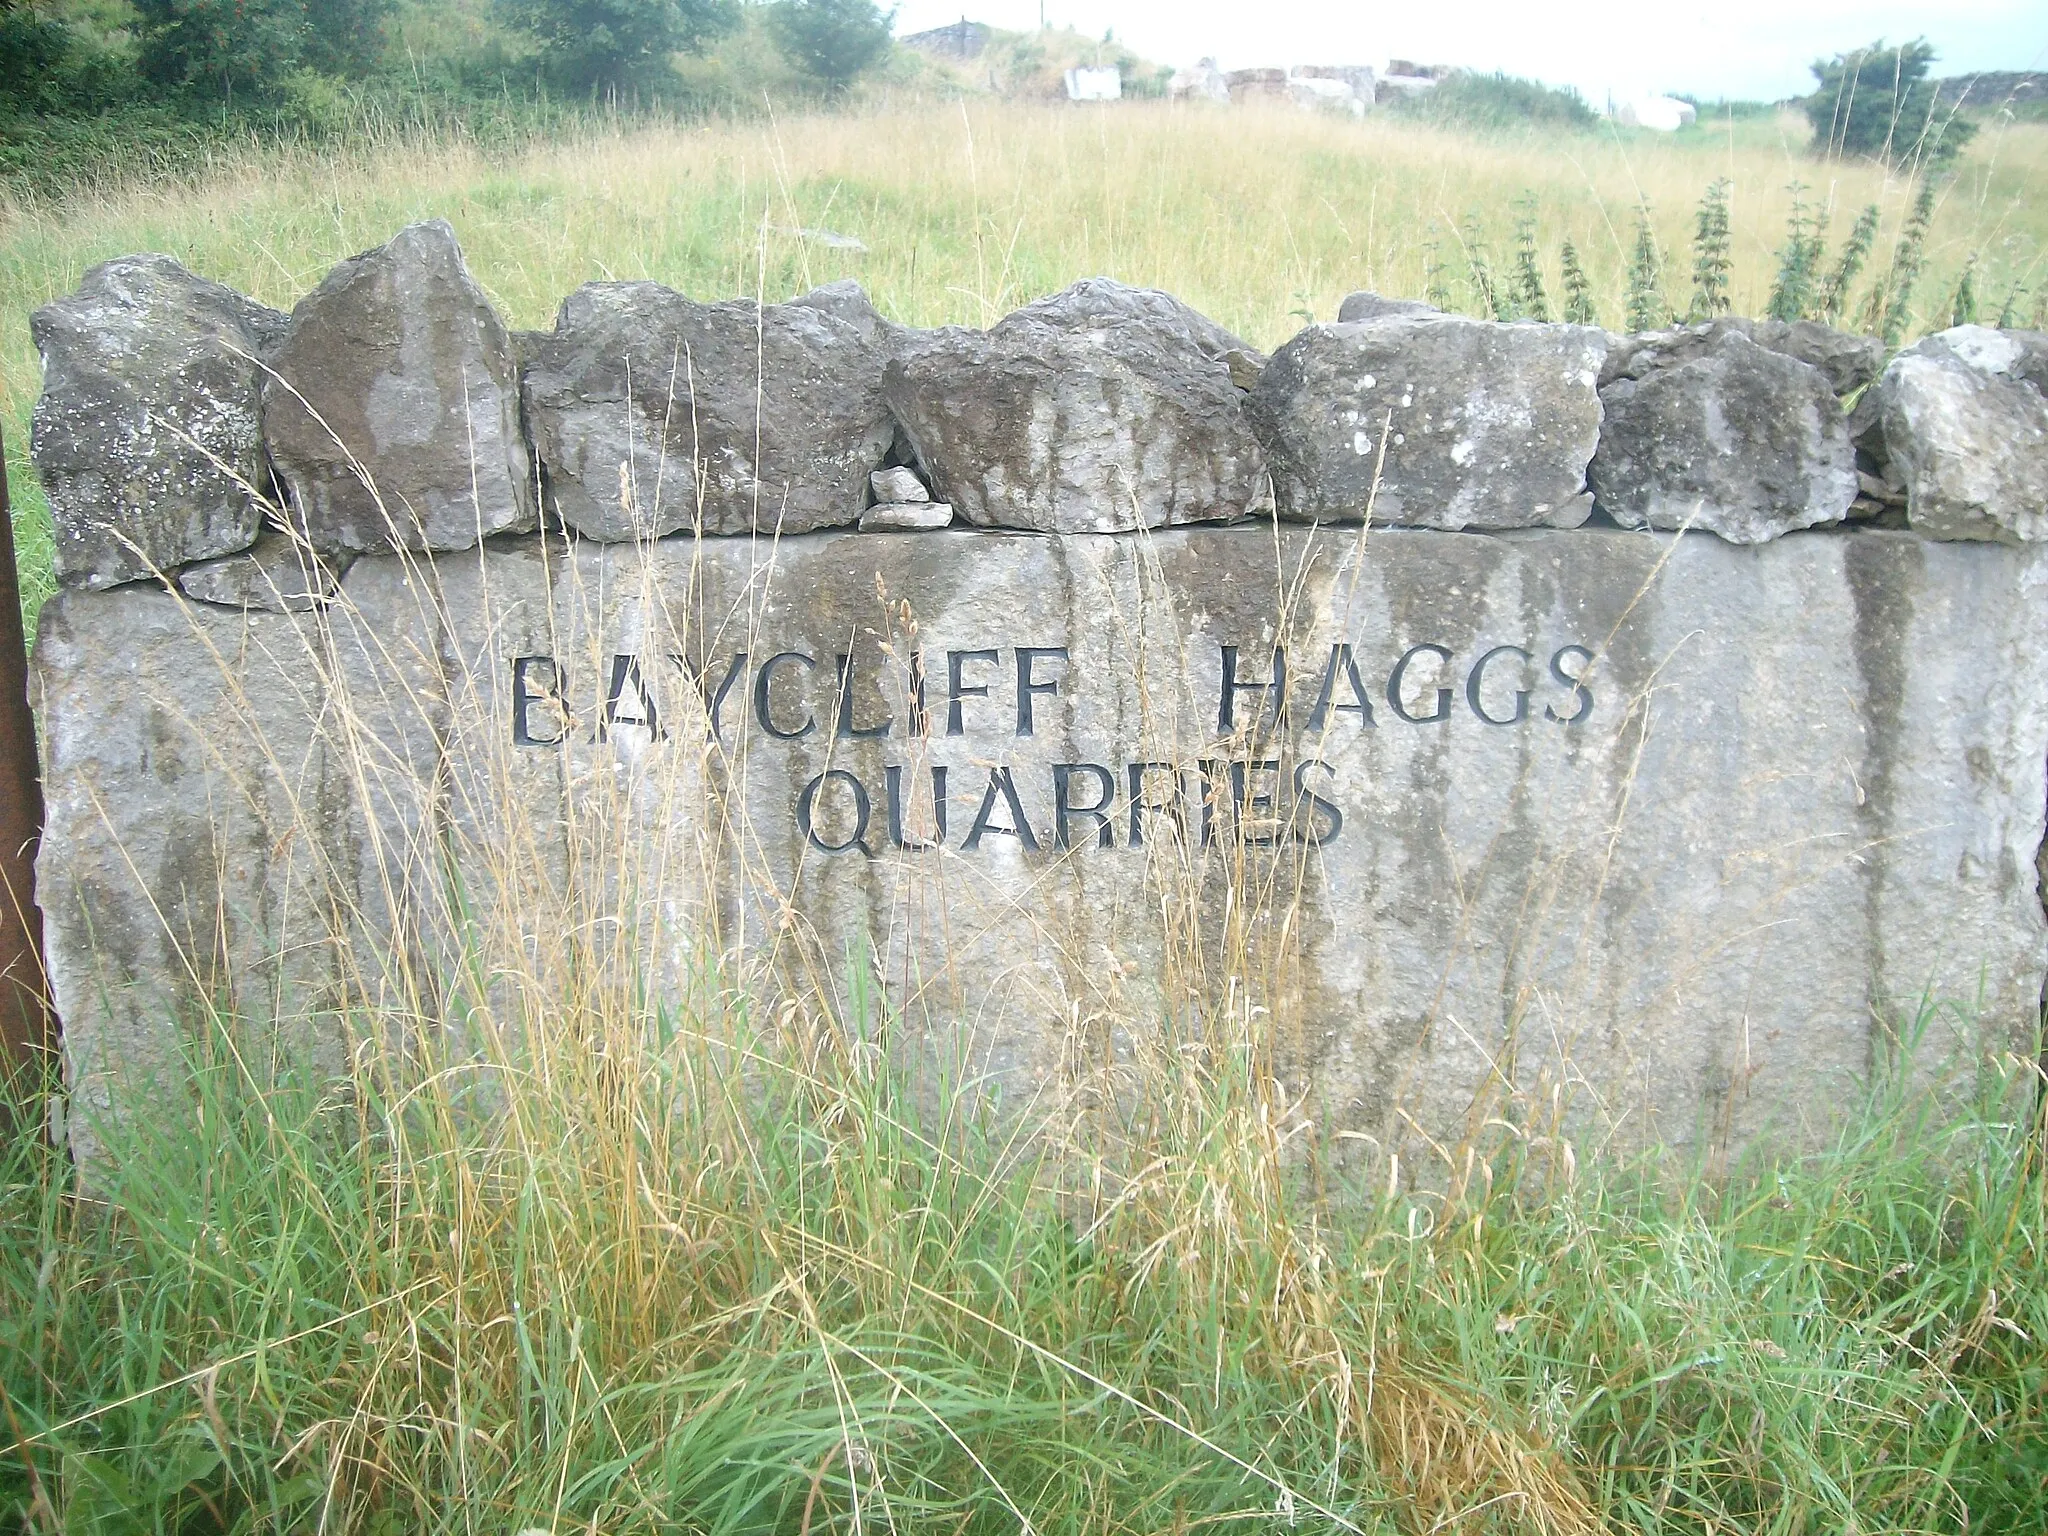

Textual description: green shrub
[1805,37,1975,168]
[0,0,135,115]
[1389,70,1598,133]
[765,0,890,96]
[493,0,736,94]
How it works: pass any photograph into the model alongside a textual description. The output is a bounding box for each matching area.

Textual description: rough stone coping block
[884,279,1270,534]
[34,524,2048,1177]
[31,253,285,590]
[263,220,537,555]
[1590,326,1858,544]
[1250,314,1606,530]
[521,279,895,540]
[34,224,2048,574]
[1880,326,2048,544]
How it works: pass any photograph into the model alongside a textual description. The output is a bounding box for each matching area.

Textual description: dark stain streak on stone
[1843,533,1920,1048]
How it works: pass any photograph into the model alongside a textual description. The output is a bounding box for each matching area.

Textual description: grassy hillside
[5,100,2046,622]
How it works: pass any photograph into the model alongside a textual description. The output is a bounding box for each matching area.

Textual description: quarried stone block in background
[1249,314,1606,529]
[31,254,285,589]
[884,279,1270,533]
[1879,326,2048,543]
[263,220,536,555]
[521,281,895,540]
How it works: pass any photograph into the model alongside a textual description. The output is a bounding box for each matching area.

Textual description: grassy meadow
[5,98,2048,625]
[4,98,2048,1535]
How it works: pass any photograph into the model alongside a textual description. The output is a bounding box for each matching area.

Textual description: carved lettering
[511,656,567,747]
[755,652,817,740]
[885,764,948,849]
[600,653,662,742]
[1387,643,1453,724]
[964,766,1040,851]
[947,648,998,736]
[1307,644,1376,733]
[1053,762,1116,849]
[1546,645,1595,724]
[1016,647,1068,737]
[1218,645,1286,731]
[1466,645,1533,726]
[835,652,891,740]
[798,769,872,855]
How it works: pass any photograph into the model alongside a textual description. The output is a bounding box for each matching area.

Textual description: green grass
[3,978,2044,1534]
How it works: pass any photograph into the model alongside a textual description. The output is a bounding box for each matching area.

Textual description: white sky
[889,0,2048,106]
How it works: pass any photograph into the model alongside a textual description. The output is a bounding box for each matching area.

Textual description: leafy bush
[765,0,891,96]
[133,0,316,101]
[0,103,219,196]
[493,0,736,94]
[1388,70,1598,132]
[1805,38,1975,167]
[0,0,134,115]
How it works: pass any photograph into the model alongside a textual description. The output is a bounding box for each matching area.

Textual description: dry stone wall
[28,221,2048,1176]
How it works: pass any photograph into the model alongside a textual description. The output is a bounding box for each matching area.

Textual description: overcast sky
[888,0,2048,106]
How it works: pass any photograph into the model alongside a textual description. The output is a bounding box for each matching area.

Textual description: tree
[1804,38,1974,168]
[134,0,310,100]
[0,0,133,115]
[767,0,891,95]
[132,0,395,101]
[495,0,737,93]
[303,0,397,78]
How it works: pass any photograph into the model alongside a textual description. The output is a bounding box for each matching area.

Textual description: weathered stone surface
[1604,317,1884,401]
[871,466,930,503]
[1336,291,1437,323]
[790,278,904,349]
[1879,326,2048,543]
[30,255,285,590]
[39,525,2048,1176]
[522,281,895,540]
[1590,326,1858,543]
[32,588,343,1170]
[884,279,1269,533]
[1249,314,1606,528]
[177,529,345,611]
[1747,318,1887,398]
[263,220,536,555]
[860,500,954,531]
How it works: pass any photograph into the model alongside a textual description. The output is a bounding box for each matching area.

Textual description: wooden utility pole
[0,426,52,1113]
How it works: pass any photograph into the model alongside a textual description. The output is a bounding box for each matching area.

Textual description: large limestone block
[1879,326,2048,543]
[264,220,536,555]
[32,587,344,1170]
[521,281,895,539]
[1590,326,1858,543]
[883,279,1269,533]
[516,528,2043,1161]
[1248,314,1607,529]
[30,255,285,590]
[40,524,2048,1176]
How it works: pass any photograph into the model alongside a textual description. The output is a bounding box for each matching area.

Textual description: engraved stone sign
[26,224,2048,1177]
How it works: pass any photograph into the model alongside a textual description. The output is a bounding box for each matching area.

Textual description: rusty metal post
[0,425,53,1113]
